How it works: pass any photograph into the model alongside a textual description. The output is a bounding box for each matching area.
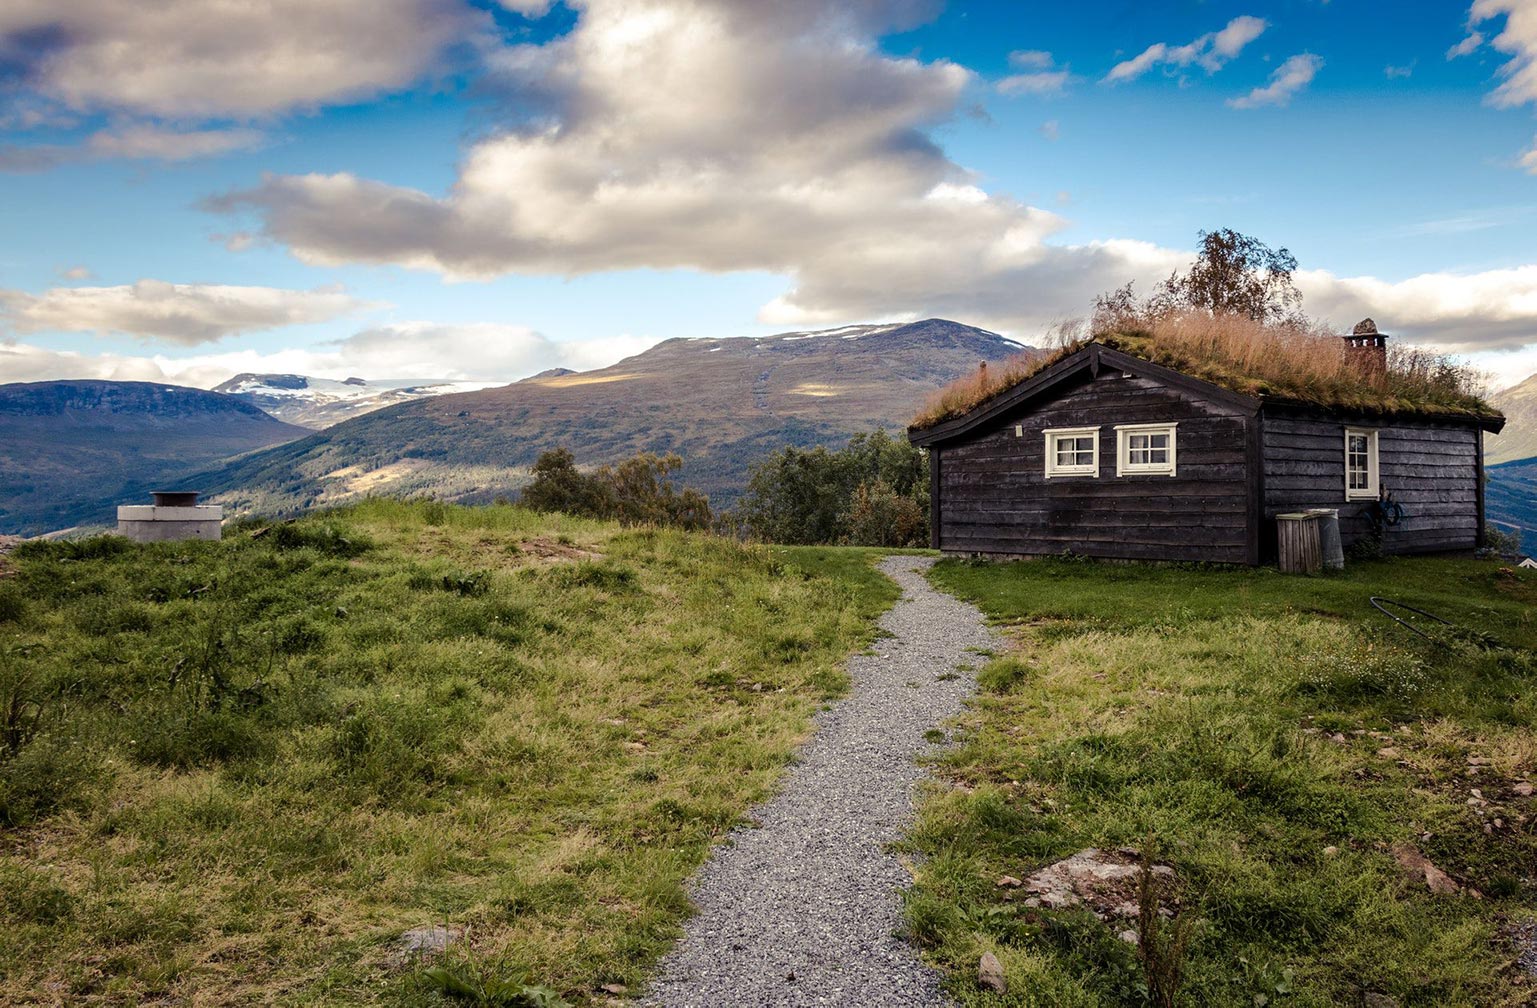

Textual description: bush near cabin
[521,448,712,530]
[736,428,929,547]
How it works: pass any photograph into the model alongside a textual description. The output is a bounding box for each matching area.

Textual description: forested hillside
[192,319,1032,518]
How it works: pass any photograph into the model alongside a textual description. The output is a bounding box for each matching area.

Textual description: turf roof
[911,326,1504,433]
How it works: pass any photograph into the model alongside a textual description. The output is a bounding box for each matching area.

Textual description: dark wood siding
[938,371,1251,562]
[1260,411,1480,555]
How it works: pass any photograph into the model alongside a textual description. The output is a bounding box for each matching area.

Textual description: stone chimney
[1342,318,1388,378]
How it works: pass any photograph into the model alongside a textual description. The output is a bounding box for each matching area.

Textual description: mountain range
[4,319,1535,550]
[188,319,1033,517]
[212,373,505,428]
[0,381,307,535]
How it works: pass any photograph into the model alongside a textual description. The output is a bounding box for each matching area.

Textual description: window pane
[1126,430,1170,468]
[1053,434,1094,469]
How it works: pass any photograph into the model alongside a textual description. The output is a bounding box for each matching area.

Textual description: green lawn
[0,501,897,1006]
[908,556,1537,1007]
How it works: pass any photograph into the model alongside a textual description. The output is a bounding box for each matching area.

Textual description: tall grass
[911,556,1537,1006]
[911,311,1494,430]
[0,501,901,1005]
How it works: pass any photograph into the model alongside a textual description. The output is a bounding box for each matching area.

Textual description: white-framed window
[1344,428,1379,500]
[1115,422,1178,477]
[1043,426,1099,478]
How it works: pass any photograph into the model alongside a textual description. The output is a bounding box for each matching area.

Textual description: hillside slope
[0,380,308,535]
[195,319,1033,516]
[213,373,504,429]
[1487,456,1537,547]
[1487,372,1537,466]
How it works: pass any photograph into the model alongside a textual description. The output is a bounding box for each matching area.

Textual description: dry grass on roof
[910,311,1497,430]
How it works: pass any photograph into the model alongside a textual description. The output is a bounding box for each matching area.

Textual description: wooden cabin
[908,321,1505,565]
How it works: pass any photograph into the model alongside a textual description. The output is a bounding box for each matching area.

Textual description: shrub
[0,734,97,827]
[0,581,24,623]
[736,429,929,546]
[522,449,711,530]
[269,522,371,557]
[14,535,133,562]
[977,655,1033,692]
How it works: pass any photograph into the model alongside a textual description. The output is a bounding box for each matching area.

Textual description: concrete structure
[117,491,222,543]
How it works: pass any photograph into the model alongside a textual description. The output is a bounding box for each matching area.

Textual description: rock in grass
[1020,848,1176,919]
[978,952,1006,993]
[1390,844,1460,895]
[1514,781,1534,798]
[398,925,459,957]
[1363,993,1401,1008]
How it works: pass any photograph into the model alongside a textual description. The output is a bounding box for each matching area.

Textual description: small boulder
[1514,781,1534,798]
[1363,993,1401,1008]
[995,875,1023,888]
[1020,848,1176,920]
[978,952,1006,993]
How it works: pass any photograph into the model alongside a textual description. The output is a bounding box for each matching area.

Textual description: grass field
[0,501,898,1006]
[909,556,1537,1007]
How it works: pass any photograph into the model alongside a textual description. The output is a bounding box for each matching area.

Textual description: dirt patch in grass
[518,537,602,564]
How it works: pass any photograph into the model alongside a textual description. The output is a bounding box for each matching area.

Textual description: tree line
[520,429,929,547]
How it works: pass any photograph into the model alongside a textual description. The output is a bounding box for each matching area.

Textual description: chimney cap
[1352,318,1379,336]
[150,490,201,507]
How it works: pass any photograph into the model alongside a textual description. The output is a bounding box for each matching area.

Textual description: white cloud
[193,0,1537,359]
[59,265,92,281]
[1385,61,1416,79]
[213,0,1022,280]
[998,70,1072,96]
[0,0,482,119]
[0,324,656,389]
[1008,50,1055,70]
[1227,53,1323,109]
[1296,265,1537,355]
[1039,119,1060,141]
[997,50,1073,96]
[1104,15,1267,83]
[1522,135,1537,171]
[1471,0,1537,107]
[0,281,369,346]
[0,124,267,172]
[1449,30,1486,58]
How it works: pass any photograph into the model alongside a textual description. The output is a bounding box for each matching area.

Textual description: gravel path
[642,555,998,1007]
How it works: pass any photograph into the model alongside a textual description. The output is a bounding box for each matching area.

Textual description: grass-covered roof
[911,311,1503,431]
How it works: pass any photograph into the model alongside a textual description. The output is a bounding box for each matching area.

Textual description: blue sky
[3,0,1537,389]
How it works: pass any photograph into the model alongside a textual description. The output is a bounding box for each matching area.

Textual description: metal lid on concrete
[151,491,201,507]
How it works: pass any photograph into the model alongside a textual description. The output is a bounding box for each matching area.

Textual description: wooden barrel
[1276,512,1323,574]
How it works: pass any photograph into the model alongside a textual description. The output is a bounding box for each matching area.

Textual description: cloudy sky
[3,0,1537,390]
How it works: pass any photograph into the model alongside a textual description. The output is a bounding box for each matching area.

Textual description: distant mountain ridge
[192,319,1034,516]
[1487,373,1537,467]
[0,380,307,535]
[213,373,504,429]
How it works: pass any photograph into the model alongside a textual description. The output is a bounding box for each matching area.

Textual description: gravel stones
[642,556,997,1007]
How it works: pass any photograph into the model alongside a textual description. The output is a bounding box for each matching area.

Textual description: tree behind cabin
[737,429,928,546]
[522,448,712,530]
